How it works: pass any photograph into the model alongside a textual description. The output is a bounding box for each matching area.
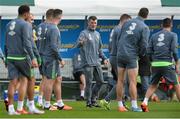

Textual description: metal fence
[0,58,112,80]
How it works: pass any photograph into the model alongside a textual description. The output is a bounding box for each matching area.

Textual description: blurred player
[141,18,180,112]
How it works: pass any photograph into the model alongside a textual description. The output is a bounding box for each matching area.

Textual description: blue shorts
[151,66,179,85]
[44,59,60,79]
[117,57,138,69]
[7,59,31,79]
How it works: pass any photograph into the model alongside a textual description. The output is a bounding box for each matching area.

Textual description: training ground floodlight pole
[84,15,88,29]
[42,15,45,23]
[171,15,174,31]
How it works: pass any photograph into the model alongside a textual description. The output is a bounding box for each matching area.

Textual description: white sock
[80,90,85,97]
[131,100,138,108]
[143,97,149,105]
[44,101,50,108]
[28,100,35,110]
[57,100,64,107]
[38,95,43,104]
[8,104,15,112]
[17,101,24,111]
[118,101,124,107]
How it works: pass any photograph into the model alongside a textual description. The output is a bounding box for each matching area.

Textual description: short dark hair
[53,9,63,18]
[46,9,54,19]
[138,7,149,18]
[88,16,97,21]
[18,5,30,16]
[120,14,131,21]
[162,18,172,28]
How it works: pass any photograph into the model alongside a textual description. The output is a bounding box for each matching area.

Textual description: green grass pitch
[0,101,179,118]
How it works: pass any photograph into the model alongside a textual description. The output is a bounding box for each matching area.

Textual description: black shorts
[151,66,179,85]
[73,71,84,84]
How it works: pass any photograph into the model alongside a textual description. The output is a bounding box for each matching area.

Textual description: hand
[37,57,42,66]
[103,59,109,66]
[175,64,179,74]
[60,60,65,68]
[79,38,87,45]
[31,59,38,68]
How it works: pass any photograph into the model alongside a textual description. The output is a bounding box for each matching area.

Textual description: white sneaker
[29,107,44,114]
[8,111,20,115]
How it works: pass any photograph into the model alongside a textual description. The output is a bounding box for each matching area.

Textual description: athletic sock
[8,104,15,112]
[143,97,149,105]
[38,95,43,104]
[29,100,35,110]
[57,100,64,107]
[44,101,51,108]
[131,100,138,108]
[17,101,24,111]
[80,90,85,97]
[118,101,124,107]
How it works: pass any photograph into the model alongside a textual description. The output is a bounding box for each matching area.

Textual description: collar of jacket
[136,16,144,22]
[87,27,95,32]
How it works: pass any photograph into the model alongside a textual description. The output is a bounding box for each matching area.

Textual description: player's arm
[139,26,150,56]
[3,32,8,66]
[147,36,154,61]
[22,23,37,67]
[31,37,41,66]
[171,34,179,73]
[98,35,108,65]
[49,28,62,61]
[74,32,86,48]
[30,25,41,65]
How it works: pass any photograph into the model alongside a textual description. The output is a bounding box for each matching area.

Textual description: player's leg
[16,76,28,114]
[43,60,56,110]
[127,60,142,112]
[117,67,127,112]
[163,66,180,101]
[7,76,20,115]
[174,84,180,101]
[104,56,118,103]
[16,59,32,114]
[37,60,46,106]
[27,71,44,114]
[79,73,86,99]
[100,62,117,110]
[141,67,162,112]
[7,61,21,115]
[37,76,46,106]
[84,66,94,107]
[43,78,55,109]
[116,58,128,112]
[140,76,150,97]
[53,75,72,110]
[91,66,104,107]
